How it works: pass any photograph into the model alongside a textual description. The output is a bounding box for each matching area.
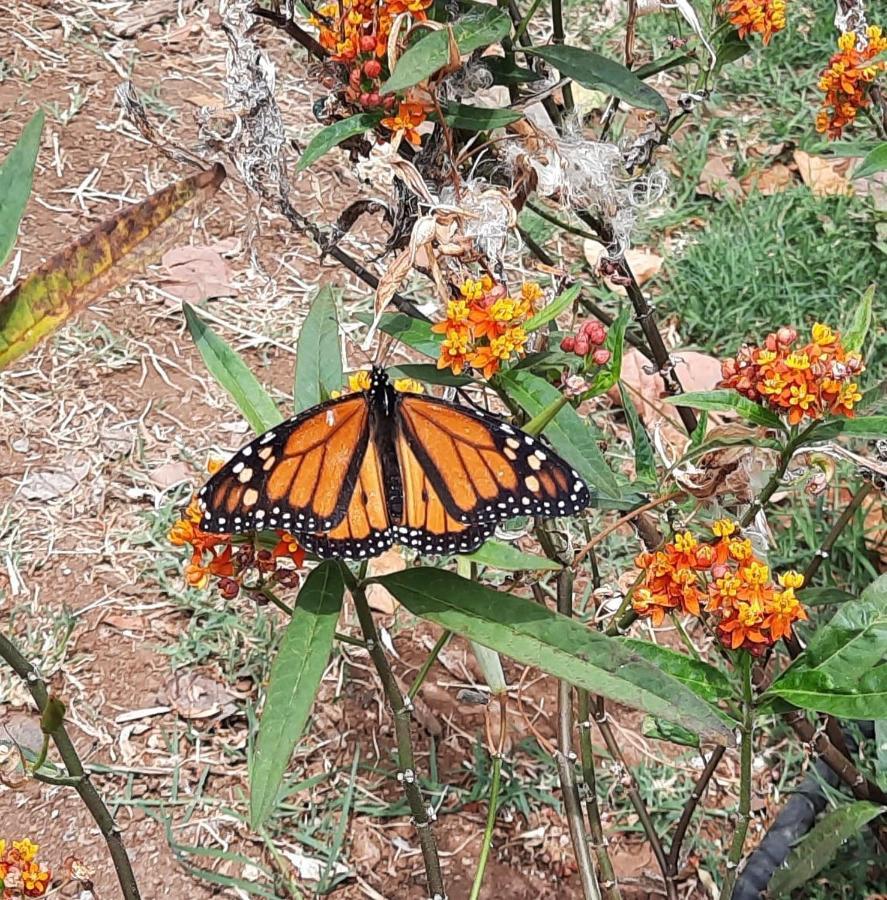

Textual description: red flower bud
[592,348,611,366]
[360,34,377,52]
[367,91,381,107]
[382,94,396,109]
[581,320,607,345]
[218,577,240,599]
[359,92,372,107]
[574,336,590,356]
[560,336,576,352]
[363,58,382,78]
[776,327,797,346]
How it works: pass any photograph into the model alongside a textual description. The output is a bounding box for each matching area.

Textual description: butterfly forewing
[197,394,370,534]
[397,394,591,524]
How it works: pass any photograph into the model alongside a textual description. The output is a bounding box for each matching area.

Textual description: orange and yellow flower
[632,520,807,652]
[719,321,865,425]
[381,101,429,146]
[0,838,51,897]
[726,0,786,44]
[816,26,887,139]
[434,278,540,378]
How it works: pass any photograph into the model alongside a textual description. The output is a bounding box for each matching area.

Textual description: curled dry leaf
[165,671,240,720]
[740,163,795,196]
[793,149,852,197]
[160,240,237,303]
[583,240,663,290]
[696,154,742,201]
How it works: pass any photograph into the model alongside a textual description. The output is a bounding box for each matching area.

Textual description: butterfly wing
[391,427,496,556]
[396,393,591,525]
[290,438,395,559]
[197,394,370,534]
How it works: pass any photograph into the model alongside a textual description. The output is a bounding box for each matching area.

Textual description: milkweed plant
[1,0,885,897]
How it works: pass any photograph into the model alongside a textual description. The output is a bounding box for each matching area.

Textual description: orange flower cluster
[633,520,808,652]
[816,26,887,139]
[0,839,51,898]
[726,0,786,44]
[434,277,541,378]
[170,462,305,598]
[719,322,864,425]
[312,0,432,139]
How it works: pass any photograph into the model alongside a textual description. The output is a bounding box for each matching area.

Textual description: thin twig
[348,580,446,897]
[666,746,725,883]
[573,492,682,568]
[408,630,451,700]
[250,4,327,59]
[0,633,141,900]
[555,569,602,900]
[550,0,574,113]
[592,696,676,900]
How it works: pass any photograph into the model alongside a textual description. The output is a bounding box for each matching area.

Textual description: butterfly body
[198,367,591,559]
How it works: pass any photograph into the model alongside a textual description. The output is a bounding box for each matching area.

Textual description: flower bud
[360,34,377,52]
[581,320,607,345]
[218,577,240,600]
[560,335,576,352]
[776,326,797,346]
[367,91,381,107]
[574,336,590,356]
[363,58,382,78]
[592,348,611,365]
[359,91,372,107]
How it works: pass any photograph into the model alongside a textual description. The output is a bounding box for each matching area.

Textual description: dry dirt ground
[0,3,755,898]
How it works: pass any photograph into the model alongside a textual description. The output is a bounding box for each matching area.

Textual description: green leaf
[766,574,887,718]
[293,285,344,412]
[0,110,44,268]
[768,801,886,896]
[875,719,887,791]
[827,415,887,438]
[583,306,628,397]
[496,368,623,501]
[525,45,668,117]
[443,103,523,130]
[462,539,561,571]
[250,561,345,827]
[712,28,751,76]
[843,284,875,353]
[642,715,699,748]
[376,568,731,740]
[358,311,441,358]
[388,362,474,387]
[296,113,381,171]
[688,409,709,453]
[483,56,542,85]
[619,638,736,704]
[524,283,580,332]
[381,6,512,93]
[619,383,658,485]
[665,390,785,430]
[184,303,283,433]
[798,587,856,606]
[853,142,887,180]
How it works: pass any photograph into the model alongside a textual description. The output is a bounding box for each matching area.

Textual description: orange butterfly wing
[396,393,590,526]
[197,394,370,534]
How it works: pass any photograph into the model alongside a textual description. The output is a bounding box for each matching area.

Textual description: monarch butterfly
[197,367,591,559]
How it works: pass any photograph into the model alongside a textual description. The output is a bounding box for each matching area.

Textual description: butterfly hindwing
[397,393,591,525]
[198,394,370,534]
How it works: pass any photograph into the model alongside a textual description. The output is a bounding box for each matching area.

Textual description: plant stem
[250,4,327,58]
[577,690,621,900]
[666,746,725,884]
[555,571,602,900]
[408,630,451,700]
[592,696,676,900]
[549,0,574,113]
[468,736,505,900]
[349,581,446,897]
[721,654,754,900]
[0,633,141,900]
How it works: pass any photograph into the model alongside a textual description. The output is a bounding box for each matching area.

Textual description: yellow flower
[756,349,777,365]
[674,531,698,553]
[779,570,805,589]
[837,381,862,410]
[785,352,811,370]
[521,281,543,304]
[741,560,771,586]
[728,538,754,561]
[712,519,737,538]
[13,838,39,863]
[348,370,372,393]
[459,276,492,302]
[811,322,836,345]
[393,377,424,394]
[206,457,225,475]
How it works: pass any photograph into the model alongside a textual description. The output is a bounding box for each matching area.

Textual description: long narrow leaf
[184,304,283,434]
[665,390,785,430]
[250,561,345,827]
[524,283,580,332]
[294,285,344,412]
[376,568,731,741]
[297,113,382,170]
[0,109,44,267]
[1,164,225,371]
[843,284,875,353]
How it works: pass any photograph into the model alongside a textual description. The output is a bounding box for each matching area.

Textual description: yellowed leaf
[0,164,225,371]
